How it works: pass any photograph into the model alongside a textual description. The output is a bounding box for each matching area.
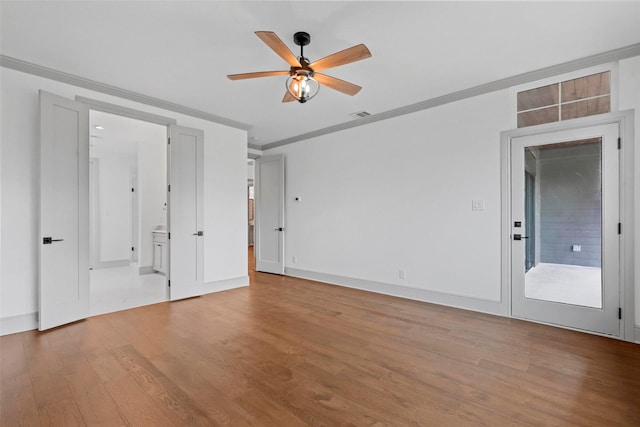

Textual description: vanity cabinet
[152,231,168,274]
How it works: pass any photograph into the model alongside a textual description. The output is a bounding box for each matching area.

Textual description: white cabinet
[152,231,168,274]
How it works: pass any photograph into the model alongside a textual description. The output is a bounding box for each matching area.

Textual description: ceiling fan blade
[255,31,301,67]
[227,70,289,80]
[282,91,297,103]
[315,73,362,96]
[309,44,371,72]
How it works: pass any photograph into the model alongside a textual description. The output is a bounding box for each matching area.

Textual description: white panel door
[255,154,285,274]
[39,91,89,330]
[511,124,620,336]
[168,125,204,300]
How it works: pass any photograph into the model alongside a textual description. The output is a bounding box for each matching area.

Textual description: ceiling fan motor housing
[293,31,311,47]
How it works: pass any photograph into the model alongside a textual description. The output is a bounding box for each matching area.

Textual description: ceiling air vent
[349,111,372,119]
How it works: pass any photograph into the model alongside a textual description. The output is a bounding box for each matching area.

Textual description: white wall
[137,130,167,269]
[247,159,255,181]
[266,59,640,333]
[267,89,509,305]
[0,67,248,333]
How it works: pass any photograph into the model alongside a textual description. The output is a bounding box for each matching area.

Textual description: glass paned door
[511,124,620,336]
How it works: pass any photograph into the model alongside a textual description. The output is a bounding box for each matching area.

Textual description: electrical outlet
[292,256,297,264]
[399,269,406,280]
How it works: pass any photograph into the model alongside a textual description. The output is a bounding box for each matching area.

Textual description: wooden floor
[2,251,639,426]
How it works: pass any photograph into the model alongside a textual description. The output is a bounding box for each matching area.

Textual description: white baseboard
[139,265,155,275]
[92,259,129,269]
[204,275,250,293]
[0,312,38,336]
[635,325,640,344]
[285,268,504,317]
[170,275,250,301]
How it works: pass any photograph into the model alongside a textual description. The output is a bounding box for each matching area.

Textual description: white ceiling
[2,1,640,147]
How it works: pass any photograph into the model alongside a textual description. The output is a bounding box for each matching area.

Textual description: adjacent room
[1,1,640,425]
[88,110,168,316]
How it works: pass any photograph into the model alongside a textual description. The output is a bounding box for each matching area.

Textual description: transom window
[517,71,611,128]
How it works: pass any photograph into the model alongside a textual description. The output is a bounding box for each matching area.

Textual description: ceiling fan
[227,31,372,103]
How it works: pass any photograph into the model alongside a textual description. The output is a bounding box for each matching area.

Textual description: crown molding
[0,54,250,131]
[4,42,640,151]
[261,42,640,150]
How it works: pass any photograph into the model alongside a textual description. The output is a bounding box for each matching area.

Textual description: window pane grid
[517,71,610,128]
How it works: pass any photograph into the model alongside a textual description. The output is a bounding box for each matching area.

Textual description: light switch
[472,199,485,211]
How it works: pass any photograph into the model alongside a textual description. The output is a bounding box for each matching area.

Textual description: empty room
[1,1,640,425]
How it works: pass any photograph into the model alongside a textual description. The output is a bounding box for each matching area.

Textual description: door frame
[89,157,99,269]
[500,110,635,341]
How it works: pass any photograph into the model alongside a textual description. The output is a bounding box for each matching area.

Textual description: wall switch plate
[472,199,485,211]
[572,245,581,252]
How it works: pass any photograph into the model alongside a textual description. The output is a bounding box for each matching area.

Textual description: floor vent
[349,111,372,119]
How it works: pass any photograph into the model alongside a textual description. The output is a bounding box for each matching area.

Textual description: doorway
[509,123,620,336]
[39,92,208,330]
[88,110,168,315]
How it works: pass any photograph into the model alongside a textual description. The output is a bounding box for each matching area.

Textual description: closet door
[255,154,285,274]
[39,91,89,330]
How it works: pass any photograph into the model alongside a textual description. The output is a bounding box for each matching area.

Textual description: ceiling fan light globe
[286,74,319,103]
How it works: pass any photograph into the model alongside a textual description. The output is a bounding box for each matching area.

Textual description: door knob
[513,234,529,241]
[43,237,64,244]
[192,231,203,236]
[274,227,284,231]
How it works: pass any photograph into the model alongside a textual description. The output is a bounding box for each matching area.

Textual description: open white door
[39,91,89,330]
[255,154,285,274]
[168,125,204,300]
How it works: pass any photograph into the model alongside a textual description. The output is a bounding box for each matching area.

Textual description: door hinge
[168,232,171,240]
[168,280,171,288]
[131,246,134,252]
[618,223,622,235]
[168,137,171,145]
[168,184,171,192]
[619,307,622,319]
[131,187,135,193]
[618,137,621,149]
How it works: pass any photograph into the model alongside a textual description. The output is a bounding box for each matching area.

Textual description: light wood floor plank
[38,398,85,427]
